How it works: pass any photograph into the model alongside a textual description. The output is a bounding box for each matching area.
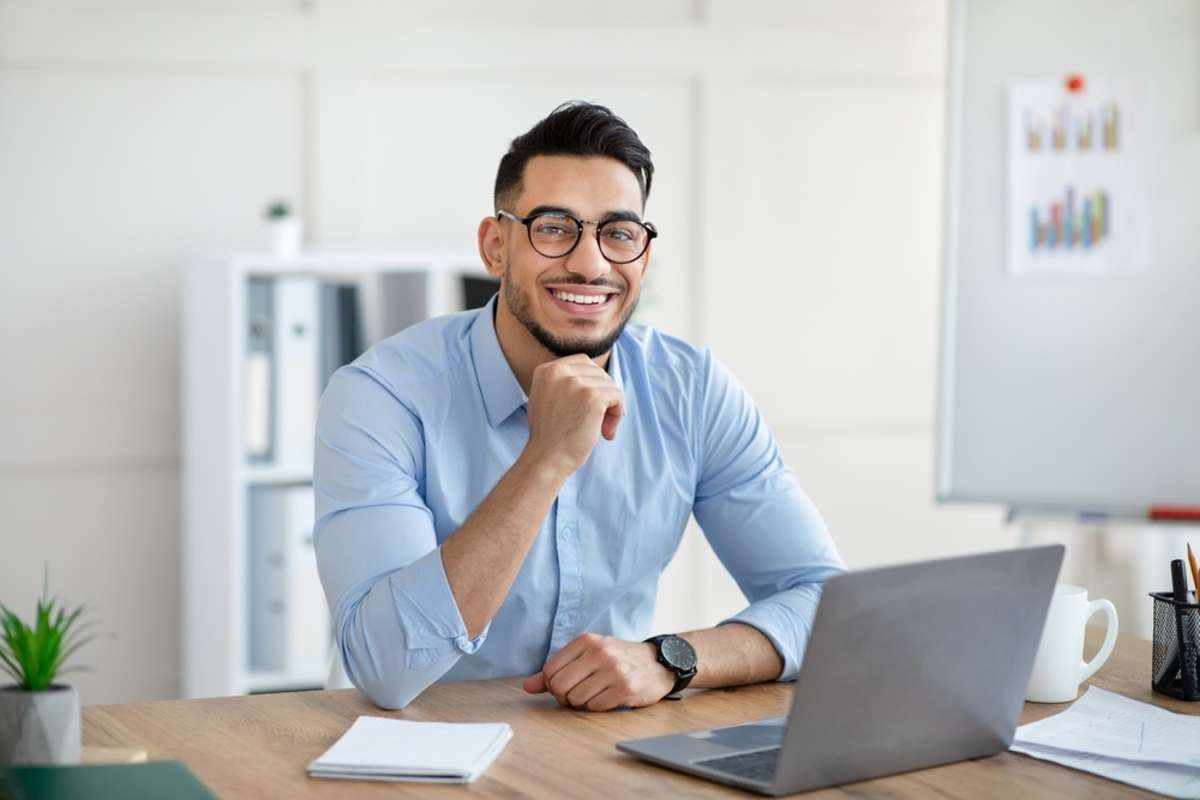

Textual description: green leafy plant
[264,199,292,220]
[0,575,97,691]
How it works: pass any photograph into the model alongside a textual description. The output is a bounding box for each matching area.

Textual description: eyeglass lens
[528,214,649,262]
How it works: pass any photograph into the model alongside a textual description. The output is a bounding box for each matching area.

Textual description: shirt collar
[469,293,626,429]
[470,295,528,428]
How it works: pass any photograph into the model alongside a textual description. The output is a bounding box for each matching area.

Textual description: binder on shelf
[248,486,287,671]
[377,271,430,338]
[285,485,329,673]
[461,274,500,310]
[245,278,273,462]
[245,276,365,473]
[319,283,364,393]
[271,276,321,472]
[247,485,330,676]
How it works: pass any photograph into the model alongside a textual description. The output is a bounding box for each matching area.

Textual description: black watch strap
[645,634,698,696]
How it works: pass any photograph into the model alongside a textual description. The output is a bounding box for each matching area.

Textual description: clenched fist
[524,354,624,477]
[523,633,676,711]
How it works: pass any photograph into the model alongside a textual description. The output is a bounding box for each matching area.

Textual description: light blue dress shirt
[314,296,844,709]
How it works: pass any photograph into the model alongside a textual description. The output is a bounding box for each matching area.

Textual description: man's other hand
[522,633,676,711]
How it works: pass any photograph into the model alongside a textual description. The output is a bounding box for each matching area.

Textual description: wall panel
[0,70,305,467]
[707,81,945,431]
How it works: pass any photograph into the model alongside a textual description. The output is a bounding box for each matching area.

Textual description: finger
[601,403,623,441]
[542,634,595,680]
[597,385,625,437]
[555,353,594,365]
[566,376,620,392]
[585,685,627,712]
[544,358,614,379]
[547,655,601,703]
[539,355,600,377]
[523,673,547,694]
[565,670,613,709]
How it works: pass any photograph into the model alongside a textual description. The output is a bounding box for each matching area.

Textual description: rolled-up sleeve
[691,351,845,681]
[313,366,488,709]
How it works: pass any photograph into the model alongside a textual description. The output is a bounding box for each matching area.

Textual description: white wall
[0,0,1020,704]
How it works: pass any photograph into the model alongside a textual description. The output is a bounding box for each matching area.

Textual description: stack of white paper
[1011,687,1200,798]
[307,716,513,784]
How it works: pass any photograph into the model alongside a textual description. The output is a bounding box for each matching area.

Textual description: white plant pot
[267,217,303,259]
[0,685,81,766]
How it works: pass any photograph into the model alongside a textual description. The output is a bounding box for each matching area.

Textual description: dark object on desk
[1171,560,1195,699]
[618,545,1065,796]
[0,760,216,800]
[1150,591,1200,701]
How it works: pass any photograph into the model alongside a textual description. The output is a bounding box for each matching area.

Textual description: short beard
[503,272,638,360]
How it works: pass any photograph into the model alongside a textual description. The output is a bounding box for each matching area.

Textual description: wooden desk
[84,630,1195,798]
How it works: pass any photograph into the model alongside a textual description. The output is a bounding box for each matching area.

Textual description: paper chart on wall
[1007,79,1150,276]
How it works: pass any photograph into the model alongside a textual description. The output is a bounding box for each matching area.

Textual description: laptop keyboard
[695,746,781,784]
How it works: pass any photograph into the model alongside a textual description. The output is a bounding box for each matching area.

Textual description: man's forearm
[440,451,566,638]
[526,621,785,710]
[679,622,783,689]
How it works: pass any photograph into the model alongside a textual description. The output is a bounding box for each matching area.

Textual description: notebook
[0,760,216,800]
[307,716,513,783]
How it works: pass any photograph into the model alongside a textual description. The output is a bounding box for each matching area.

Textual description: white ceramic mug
[1025,584,1119,703]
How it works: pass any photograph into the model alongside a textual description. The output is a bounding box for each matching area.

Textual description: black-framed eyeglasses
[497,209,657,265]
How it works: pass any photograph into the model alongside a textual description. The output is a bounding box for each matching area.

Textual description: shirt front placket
[547,473,583,653]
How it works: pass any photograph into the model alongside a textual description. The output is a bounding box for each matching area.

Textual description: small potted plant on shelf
[264,198,303,259]
[0,577,97,766]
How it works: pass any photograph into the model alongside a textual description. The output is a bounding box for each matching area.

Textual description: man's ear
[478,216,506,279]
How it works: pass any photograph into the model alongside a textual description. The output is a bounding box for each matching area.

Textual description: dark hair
[493,101,654,212]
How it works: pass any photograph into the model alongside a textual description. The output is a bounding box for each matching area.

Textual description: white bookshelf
[182,249,488,698]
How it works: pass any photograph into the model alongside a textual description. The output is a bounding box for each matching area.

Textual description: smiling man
[314,101,844,711]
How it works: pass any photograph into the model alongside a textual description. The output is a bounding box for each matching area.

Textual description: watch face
[661,636,697,671]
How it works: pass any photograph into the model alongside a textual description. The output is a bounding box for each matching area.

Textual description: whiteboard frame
[935,0,968,504]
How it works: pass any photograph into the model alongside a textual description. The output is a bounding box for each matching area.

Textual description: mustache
[538,276,624,291]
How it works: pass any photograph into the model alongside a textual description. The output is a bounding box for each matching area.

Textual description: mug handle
[1078,598,1119,684]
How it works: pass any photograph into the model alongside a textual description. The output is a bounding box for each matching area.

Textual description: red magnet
[1065,74,1085,93]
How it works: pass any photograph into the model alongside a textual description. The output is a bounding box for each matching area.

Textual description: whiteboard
[937,0,1200,513]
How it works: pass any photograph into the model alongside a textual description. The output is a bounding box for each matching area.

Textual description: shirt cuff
[719,603,809,682]
[388,548,489,666]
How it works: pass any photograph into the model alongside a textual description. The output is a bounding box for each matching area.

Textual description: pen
[1188,543,1200,602]
[1170,559,1196,697]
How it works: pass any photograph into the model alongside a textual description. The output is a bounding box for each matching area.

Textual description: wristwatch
[644,634,698,696]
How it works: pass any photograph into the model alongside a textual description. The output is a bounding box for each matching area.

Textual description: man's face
[493,155,651,359]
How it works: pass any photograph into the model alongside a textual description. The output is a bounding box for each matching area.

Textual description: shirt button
[561,527,573,539]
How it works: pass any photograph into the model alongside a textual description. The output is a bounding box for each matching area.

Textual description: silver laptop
[617,545,1064,795]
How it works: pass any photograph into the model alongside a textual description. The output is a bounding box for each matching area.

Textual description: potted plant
[264,198,303,259]
[0,578,97,766]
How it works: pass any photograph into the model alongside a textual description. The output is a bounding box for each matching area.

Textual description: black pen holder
[1150,592,1200,700]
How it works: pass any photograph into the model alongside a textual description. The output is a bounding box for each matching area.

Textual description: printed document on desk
[307,716,512,783]
[1011,687,1200,798]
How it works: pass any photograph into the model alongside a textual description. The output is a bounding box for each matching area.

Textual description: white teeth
[553,290,606,305]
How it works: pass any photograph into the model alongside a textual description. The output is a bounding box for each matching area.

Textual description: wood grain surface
[83,629,1197,798]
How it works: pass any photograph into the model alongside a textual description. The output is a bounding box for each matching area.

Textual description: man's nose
[563,228,612,283]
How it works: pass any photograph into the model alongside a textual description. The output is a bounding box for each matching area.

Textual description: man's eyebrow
[525,204,575,217]
[599,209,643,224]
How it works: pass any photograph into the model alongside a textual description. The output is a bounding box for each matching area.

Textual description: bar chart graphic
[1023,102,1120,154]
[1007,79,1148,276]
[1029,187,1110,252]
